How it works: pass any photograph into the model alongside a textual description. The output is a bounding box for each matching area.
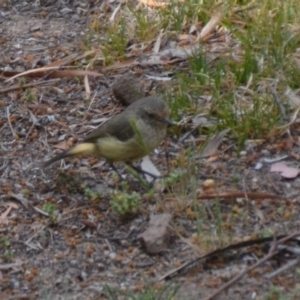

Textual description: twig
[41,54,80,80]
[32,206,50,217]
[204,243,277,300]
[9,193,29,209]
[0,159,9,171]
[25,123,35,141]
[204,232,300,300]
[0,260,23,270]
[267,173,283,194]
[105,238,114,252]
[25,225,47,244]
[0,78,59,94]
[159,232,300,281]
[270,86,287,121]
[265,257,300,279]
[198,191,281,200]
[6,106,18,139]
[277,244,300,255]
[87,91,98,112]
[0,206,13,224]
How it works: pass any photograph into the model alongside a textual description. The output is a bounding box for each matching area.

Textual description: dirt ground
[1,1,300,300]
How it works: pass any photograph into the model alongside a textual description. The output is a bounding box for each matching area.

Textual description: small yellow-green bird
[43,96,172,177]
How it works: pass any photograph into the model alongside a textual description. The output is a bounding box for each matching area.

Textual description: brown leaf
[201,129,230,158]
[4,67,103,82]
[53,140,70,150]
[138,0,168,7]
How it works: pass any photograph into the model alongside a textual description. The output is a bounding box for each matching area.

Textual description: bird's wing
[84,111,136,143]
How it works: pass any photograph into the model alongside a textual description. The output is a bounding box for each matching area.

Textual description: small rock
[112,73,145,106]
[60,7,73,14]
[138,213,173,254]
[109,252,117,260]
[30,25,41,32]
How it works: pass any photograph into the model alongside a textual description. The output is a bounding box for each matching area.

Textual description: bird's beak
[161,118,175,126]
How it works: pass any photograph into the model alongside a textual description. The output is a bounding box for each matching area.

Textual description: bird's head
[138,97,173,126]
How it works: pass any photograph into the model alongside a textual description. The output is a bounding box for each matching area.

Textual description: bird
[43,96,173,178]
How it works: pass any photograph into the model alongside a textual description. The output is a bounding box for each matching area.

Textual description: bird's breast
[95,121,167,162]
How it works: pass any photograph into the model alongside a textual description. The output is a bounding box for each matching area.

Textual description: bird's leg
[126,163,165,179]
[109,163,124,180]
[109,163,152,190]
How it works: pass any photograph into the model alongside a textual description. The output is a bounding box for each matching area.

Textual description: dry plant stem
[25,225,47,245]
[265,257,300,279]
[278,245,300,255]
[270,86,287,121]
[41,53,80,80]
[164,140,170,173]
[0,160,9,171]
[26,123,35,141]
[233,3,258,14]
[178,126,201,143]
[32,206,50,217]
[0,79,60,94]
[197,191,281,200]
[128,163,165,179]
[159,233,300,281]
[266,173,283,194]
[6,106,17,139]
[204,232,300,300]
[204,245,277,300]
[0,261,23,270]
[87,91,98,112]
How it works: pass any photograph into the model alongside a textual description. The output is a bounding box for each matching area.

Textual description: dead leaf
[45,50,96,68]
[141,156,161,182]
[270,162,299,179]
[53,140,70,150]
[4,67,103,82]
[0,206,13,224]
[254,208,266,226]
[153,29,163,54]
[268,107,300,138]
[285,86,300,108]
[138,0,168,7]
[9,193,28,208]
[197,9,224,41]
[201,129,230,158]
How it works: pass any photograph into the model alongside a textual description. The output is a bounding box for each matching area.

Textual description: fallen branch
[265,257,300,279]
[204,232,300,300]
[198,191,282,200]
[0,78,59,94]
[159,232,300,281]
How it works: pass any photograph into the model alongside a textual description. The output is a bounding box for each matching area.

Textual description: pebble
[109,252,117,260]
[112,73,145,106]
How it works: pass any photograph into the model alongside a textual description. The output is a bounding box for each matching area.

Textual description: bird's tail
[43,143,97,168]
